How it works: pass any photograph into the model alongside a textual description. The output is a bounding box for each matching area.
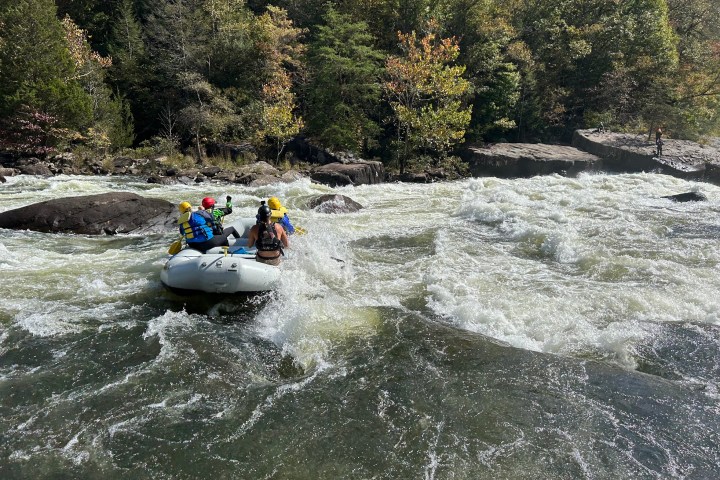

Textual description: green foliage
[0,0,92,129]
[439,0,520,141]
[305,8,384,152]
[107,94,136,149]
[1,0,718,160]
[177,72,240,162]
[62,15,132,153]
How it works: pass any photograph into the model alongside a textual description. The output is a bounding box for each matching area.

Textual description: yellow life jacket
[270,206,289,223]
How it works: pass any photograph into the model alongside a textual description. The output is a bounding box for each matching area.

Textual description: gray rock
[51,152,76,166]
[396,172,430,183]
[214,171,236,182]
[200,166,222,177]
[113,156,135,169]
[19,163,53,176]
[0,167,18,177]
[307,194,363,213]
[462,143,601,178]
[147,175,176,185]
[0,175,5,183]
[248,175,283,187]
[236,161,279,176]
[280,170,305,182]
[572,129,720,184]
[311,161,384,187]
[0,192,177,235]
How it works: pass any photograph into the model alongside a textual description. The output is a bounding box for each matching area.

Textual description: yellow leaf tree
[385,23,472,173]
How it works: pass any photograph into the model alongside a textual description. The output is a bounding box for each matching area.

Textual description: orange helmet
[201,197,216,209]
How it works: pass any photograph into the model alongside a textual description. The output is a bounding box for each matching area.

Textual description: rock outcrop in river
[0,192,176,235]
[461,131,720,185]
[461,143,601,178]
[572,129,720,184]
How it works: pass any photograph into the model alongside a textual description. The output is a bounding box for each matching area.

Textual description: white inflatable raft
[160,218,281,293]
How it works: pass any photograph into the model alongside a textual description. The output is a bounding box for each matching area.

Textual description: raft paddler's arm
[246,226,257,248]
[278,224,289,248]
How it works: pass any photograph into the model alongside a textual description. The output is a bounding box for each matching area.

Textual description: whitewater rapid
[2,172,720,370]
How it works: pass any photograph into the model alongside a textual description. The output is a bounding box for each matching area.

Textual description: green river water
[1,173,719,479]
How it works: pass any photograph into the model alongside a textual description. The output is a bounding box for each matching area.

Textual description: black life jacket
[256,222,283,253]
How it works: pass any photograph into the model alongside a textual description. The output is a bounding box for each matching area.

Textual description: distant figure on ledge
[655,128,663,156]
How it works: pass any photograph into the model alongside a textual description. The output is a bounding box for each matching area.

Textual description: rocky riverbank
[2,131,720,187]
[0,151,387,188]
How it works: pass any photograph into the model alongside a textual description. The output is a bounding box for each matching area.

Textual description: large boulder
[18,163,53,176]
[0,192,177,235]
[310,161,384,187]
[462,143,601,178]
[307,194,363,213]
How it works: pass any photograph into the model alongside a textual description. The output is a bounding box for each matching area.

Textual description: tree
[305,8,384,152]
[0,0,92,129]
[509,0,678,139]
[255,71,304,162]
[178,73,239,162]
[62,15,134,152]
[107,0,148,143]
[384,24,472,173]
[439,0,521,141]
[249,6,305,162]
[659,0,720,139]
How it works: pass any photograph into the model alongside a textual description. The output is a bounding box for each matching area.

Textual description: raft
[160,217,281,293]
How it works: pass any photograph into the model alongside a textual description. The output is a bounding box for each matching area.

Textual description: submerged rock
[0,192,176,235]
[661,192,707,202]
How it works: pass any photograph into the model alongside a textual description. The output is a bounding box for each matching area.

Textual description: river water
[1,172,719,479]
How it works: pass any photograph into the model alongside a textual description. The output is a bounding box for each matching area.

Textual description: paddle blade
[168,240,183,255]
[294,226,307,236]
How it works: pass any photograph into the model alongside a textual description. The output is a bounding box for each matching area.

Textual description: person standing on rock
[247,201,289,266]
[655,128,664,156]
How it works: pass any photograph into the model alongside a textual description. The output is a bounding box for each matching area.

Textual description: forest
[0,0,718,173]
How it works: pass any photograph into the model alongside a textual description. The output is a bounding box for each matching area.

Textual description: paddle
[168,236,183,255]
[294,226,307,235]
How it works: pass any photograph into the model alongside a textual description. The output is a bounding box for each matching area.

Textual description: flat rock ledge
[572,130,720,184]
[461,143,601,178]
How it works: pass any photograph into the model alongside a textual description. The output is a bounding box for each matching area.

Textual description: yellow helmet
[268,197,282,210]
[178,201,192,213]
